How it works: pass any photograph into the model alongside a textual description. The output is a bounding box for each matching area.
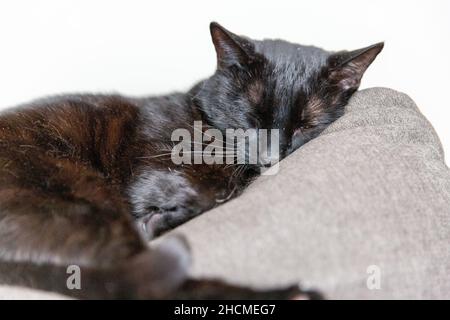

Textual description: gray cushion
[159,87,450,299]
[0,87,448,299]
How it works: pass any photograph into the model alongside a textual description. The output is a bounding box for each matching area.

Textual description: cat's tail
[0,236,192,299]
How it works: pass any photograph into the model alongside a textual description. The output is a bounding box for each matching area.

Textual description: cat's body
[0,23,382,299]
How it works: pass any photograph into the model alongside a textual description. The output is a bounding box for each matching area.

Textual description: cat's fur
[0,22,382,299]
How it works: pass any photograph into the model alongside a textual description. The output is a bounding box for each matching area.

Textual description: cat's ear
[210,22,253,69]
[327,42,384,91]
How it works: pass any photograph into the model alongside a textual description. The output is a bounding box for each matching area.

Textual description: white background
[0,0,448,164]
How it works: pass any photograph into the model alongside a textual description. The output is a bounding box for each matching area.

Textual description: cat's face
[194,22,383,163]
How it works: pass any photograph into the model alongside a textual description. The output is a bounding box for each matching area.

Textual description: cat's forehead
[253,39,329,78]
[250,39,329,94]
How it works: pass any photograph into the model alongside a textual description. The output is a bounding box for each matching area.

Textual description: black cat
[0,22,382,299]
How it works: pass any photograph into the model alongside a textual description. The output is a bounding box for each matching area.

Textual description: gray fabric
[159,87,450,299]
[0,87,448,299]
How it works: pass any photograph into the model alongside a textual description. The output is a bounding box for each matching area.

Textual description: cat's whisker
[215,184,237,204]
[138,153,175,159]
[189,141,236,151]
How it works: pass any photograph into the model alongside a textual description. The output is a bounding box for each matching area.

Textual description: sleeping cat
[0,22,382,299]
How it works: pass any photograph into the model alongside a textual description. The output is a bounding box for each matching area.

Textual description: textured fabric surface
[0,87,448,299]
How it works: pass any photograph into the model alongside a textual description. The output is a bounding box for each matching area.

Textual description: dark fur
[0,22,382,299]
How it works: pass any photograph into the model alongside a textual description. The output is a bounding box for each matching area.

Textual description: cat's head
[193,22,383,164]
